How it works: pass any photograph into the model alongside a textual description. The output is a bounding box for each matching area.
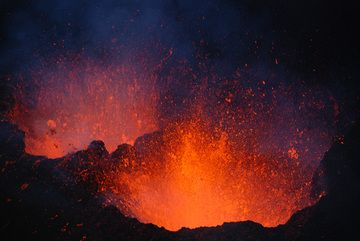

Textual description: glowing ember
[101,112,328,231]
[9,54,159,158]
[8,53,336,231]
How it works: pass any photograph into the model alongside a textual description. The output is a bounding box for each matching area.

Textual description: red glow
[9,55,159,158]
[101,114,323,230]
[9,54,335,231]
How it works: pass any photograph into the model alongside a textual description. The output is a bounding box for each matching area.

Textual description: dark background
[0,1,360,241]
[1,0,359,118]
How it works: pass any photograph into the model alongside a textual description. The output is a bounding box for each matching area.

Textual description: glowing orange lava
[9,54,335,231]
[9,55,159,158]
[101,114,322,231]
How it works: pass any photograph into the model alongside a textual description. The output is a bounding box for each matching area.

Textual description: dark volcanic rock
[110,144,137,171]
[276,121,360,241]
[134,131,164,160]
[111,144,136,161]
[0,123,174,241]
[57,140,110,197]
[87,140,109,159]
[0,121,25,160]
[176,221,269,241]
[1,121,359,241]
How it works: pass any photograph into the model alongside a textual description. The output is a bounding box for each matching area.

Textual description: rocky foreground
[1,121,359,241]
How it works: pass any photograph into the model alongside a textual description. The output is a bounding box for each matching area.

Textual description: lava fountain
[9,54,160,158]
[8,53,336,231]
[101,102,331,230]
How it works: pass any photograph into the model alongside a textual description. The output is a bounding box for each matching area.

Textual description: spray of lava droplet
[9,54,160,158]
[9,53,336,231]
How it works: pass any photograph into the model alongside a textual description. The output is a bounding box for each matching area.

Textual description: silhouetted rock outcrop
[1,121,359,241]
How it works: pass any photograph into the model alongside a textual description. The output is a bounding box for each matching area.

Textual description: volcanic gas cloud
[9,52,337,231]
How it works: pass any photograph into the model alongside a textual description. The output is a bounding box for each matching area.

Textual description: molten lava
[9,55,159,158]
[8,53,337,231]
[101,115,324,231]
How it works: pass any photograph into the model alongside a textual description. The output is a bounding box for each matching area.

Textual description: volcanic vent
[8,52,336,231]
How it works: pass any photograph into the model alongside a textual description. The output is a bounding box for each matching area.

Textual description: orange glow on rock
[9,55,159,158]
[101,115,321,231]
[8,54,335,231]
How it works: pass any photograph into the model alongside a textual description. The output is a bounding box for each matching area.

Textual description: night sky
[0,0,360,239]
[1,0,359,112]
